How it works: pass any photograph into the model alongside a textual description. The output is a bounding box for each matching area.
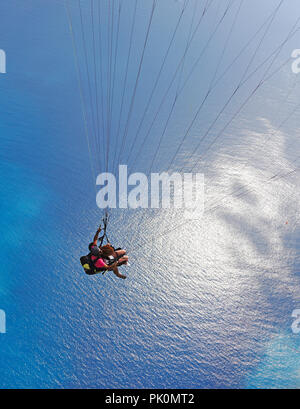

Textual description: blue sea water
[0,0,300,389]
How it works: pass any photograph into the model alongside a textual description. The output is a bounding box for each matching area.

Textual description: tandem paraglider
[80,213,129,279]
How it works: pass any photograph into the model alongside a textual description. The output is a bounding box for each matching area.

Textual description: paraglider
[80,215,128,279]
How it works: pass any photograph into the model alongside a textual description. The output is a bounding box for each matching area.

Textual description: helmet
[90,246,102,257]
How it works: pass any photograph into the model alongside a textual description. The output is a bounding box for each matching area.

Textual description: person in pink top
[89,226,128,279]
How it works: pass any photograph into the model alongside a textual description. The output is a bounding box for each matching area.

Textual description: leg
[115,250,128,266]
[118,255,128,264]
[115,249,126,257]
[112,266,126,279]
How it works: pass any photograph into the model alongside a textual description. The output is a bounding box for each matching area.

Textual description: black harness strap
[98,212,110,246]
[88,253,107,275]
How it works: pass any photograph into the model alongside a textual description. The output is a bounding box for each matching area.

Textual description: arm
[106,261,118,271]
[104,261,126,279]
[92,227,102,246]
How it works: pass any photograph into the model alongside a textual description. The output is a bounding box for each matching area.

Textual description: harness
[89,253,107,274]
[82,252,124,276]
[80,253,106,275]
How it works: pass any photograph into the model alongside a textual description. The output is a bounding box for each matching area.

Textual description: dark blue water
[0,0,300,388]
